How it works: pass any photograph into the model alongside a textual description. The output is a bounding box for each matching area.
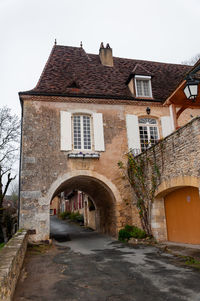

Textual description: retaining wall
[0,230,28,301]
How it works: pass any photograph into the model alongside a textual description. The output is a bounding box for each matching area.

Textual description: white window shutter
[126,114,140,153]
[161,116,173,138]
[60,111,72,151]
[93,113,105,151]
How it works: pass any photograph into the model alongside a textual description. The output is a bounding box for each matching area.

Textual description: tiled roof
[131,63,153,76]
[20,45,191,102]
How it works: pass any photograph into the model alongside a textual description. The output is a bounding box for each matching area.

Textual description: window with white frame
[60,111,105,152]
[135,76,152,98]
[73,115,92,150]
[139,118,159,151]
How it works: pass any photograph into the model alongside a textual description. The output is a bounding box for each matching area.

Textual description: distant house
[50,195,60,215]
[60,190,96,230]
[19,42,200,242]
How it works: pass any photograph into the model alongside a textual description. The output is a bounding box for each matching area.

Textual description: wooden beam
[169,104,178,130]
[176,106,187,120]
[164,80,186,105]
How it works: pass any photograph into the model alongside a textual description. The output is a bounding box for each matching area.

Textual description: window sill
[68,152,100,159]
[135,96,153,99]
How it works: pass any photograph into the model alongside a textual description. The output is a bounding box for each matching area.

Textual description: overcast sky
[1,0,200,116]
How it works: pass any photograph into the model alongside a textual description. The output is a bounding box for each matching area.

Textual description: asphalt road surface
[13,216,200,301]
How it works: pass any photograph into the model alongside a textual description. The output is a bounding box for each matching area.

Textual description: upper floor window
[60,111,105,152]
[73,115,92,150]
[135,76,152,98]
[139,118,158,151]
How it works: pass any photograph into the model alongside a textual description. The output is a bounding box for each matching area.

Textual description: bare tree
[10,181,19,206]
[181,53,200,66]
[0,107,20,242]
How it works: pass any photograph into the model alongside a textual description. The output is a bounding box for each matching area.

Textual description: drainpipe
[17,96,23,229]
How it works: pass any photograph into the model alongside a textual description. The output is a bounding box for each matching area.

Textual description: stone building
[19,42,200,242]
[60,190,96,230]
[50,195,60,215]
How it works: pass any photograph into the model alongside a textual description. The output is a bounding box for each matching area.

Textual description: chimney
[99,42,113,67]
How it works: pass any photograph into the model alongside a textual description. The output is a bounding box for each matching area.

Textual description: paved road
[14,216,200,301]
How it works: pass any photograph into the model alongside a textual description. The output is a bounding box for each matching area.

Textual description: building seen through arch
[51,190,97,230]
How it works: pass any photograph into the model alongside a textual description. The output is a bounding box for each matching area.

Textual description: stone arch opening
[49,173,120,237]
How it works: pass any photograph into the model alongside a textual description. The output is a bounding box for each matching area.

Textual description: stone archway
[151,176,200,242]
[33,170,122,241]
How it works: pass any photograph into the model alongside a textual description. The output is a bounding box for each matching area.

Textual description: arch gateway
[19,43,200,242]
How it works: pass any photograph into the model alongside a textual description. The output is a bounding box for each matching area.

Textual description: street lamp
[146,107,151,115]
[184,76,199,101]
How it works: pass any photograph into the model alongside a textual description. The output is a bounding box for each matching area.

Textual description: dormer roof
[131,63,153,76]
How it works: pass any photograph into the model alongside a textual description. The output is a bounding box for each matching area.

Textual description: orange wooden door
[165,187,200,244]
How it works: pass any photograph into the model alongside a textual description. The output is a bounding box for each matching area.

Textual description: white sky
[1,0,200,116]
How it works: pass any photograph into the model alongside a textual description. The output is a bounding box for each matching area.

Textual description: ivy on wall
[118,150,160,236]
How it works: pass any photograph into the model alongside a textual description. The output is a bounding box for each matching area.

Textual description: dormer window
[135,76,152,98]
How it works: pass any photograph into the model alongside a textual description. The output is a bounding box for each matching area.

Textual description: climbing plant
[118,150,160,237]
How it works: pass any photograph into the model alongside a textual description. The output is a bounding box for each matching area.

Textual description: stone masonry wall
[20,97,141,240]
[139,117,200,186]
[19,95,200,241]
[132,117,200,240]
[0,230,28,301]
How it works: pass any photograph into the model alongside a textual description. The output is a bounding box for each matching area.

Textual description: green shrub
[118,229,132,242]
[130,226,146,239]
[75,214,84,223]
[69,212,78,220]
[124,224,134,233]
[59,211,70,220]
[69,212,84,223]
[118,225,147,242]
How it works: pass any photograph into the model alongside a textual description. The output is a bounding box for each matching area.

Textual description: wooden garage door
[165,187,200,244]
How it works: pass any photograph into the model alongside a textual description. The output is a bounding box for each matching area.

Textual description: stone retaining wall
[0,230,28,301]
[132,117,200,241]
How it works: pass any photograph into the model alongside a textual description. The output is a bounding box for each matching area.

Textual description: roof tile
[21,45,191,102]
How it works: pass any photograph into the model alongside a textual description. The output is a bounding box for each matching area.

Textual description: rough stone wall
[0,230,28,301]
[140,117,200,184]
[19,95,200,241]
[131,117,200,240]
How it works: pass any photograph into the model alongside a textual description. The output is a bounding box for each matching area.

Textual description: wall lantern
[146,107,151,115]
[184,76,199,101]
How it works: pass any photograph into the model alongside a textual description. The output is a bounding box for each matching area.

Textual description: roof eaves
[164,64,195,105]
[18,91,163,103]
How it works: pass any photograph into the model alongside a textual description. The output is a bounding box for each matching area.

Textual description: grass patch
[0,243,5,250]
[184,256,200,268]
[28,243,51,255]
